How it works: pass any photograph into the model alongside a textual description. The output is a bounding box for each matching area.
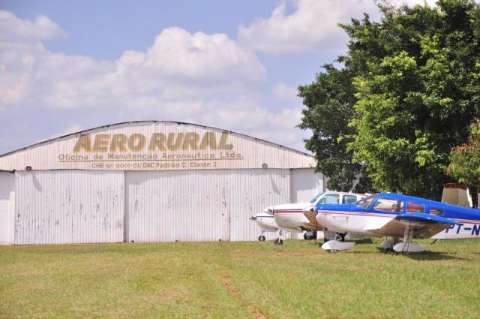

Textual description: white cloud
[238,0,438,54]
[0,10,66,43]
[273,83,300,102]
[0,12,266,110]
[0,11,307,151]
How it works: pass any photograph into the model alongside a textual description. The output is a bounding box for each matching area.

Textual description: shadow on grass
[354,238,374,244]
[392,250,467,261]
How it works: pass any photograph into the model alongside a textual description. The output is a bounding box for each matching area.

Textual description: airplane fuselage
[316,197,480,240]
[252,212,278,232]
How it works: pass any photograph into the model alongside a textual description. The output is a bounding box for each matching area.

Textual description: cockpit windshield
[310,192,325,203]
[357,195,374,209]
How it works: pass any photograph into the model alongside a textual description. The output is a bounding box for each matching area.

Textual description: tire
[335,233,345,242]
[258,235,266,241]
[303,231,317,240]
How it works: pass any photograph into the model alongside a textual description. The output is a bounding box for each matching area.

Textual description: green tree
[345,0,480,199]
[300,0,480,198]
[447,121,480,206]
[299,65,373,192]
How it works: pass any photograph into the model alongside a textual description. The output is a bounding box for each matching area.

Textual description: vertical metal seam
[123,171,128,242]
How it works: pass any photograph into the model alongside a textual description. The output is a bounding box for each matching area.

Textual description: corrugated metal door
[15,171,124,244]
[126,170,230,242]
[227,170,290,241]
[0,172,15,245]
[126,169,290,242]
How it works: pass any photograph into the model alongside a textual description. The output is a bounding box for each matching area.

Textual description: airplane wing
[303,211,319,229]
[364,213,455,239]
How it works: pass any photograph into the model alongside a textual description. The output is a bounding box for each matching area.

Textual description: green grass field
[1,239,480,319]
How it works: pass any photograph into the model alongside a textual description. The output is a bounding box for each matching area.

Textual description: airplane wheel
[335,233,345,242]
[303,231,317,240]
[274,238,283,245]
[258,235,266,241]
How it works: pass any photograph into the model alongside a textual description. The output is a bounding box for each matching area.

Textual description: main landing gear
[320,232,354,252]
[334,233,346,242]
[379,237,399,251]
[258,235,266,241]
[274,238,284,245]
[379,226,424,253]
[303,230,317,240]
[274,230,285,245]
[392,226,424,253]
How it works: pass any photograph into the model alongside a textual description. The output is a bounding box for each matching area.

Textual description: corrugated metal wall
[126,169,290,242]
[0,172,15,244]
[291,168,324,203]
[15,171,124,244]
[6,168,321,245]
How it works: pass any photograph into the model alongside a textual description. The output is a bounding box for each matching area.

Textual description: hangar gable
[0,121,315,171]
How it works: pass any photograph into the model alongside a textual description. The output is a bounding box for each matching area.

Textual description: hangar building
[0,121,323,245]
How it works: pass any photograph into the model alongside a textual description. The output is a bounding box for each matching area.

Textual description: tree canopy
[448,121,480,203]
[300,0,480,199]
[299,65,372,192]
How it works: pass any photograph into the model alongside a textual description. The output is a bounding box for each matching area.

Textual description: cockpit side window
[429,207,443,216]
[343,195,358,204]
[406,202,425,213]
[318,194,340,204]
[373,199,403,213]
[357,195,374,209]
[310,192,325,204]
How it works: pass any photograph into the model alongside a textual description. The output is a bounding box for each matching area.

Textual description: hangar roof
[0,121,316,171]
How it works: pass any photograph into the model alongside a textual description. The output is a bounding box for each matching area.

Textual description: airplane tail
[441,183,473,208]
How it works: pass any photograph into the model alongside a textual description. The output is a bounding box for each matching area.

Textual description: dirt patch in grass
[221,274,267,319]
[143,288,183,303]
[275,250,323,257]
[232,248,322,260]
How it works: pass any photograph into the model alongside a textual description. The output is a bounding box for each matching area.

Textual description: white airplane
[266,192,365,244]
[311,192,480,253]
[250,210,279,241]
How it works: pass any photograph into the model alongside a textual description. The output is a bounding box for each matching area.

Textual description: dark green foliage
[300,0,480,199]
[448,121,480,205]
[299,65,371,192]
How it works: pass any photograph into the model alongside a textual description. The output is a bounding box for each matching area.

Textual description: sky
[0,0,437,154]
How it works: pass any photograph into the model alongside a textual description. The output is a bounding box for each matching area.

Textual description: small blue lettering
[472,225,480,236]
[456,224,464,234]
[445,224,456,233]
